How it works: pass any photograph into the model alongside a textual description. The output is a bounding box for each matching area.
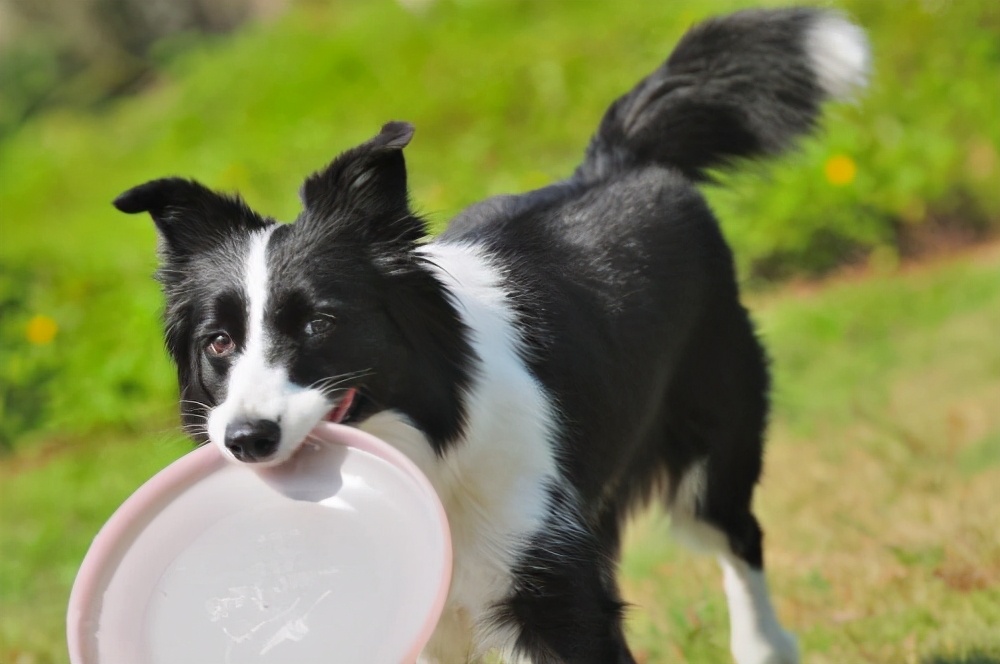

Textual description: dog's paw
[731,627,799,664]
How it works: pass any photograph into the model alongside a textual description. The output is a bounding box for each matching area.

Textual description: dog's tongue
[326,388,357,423]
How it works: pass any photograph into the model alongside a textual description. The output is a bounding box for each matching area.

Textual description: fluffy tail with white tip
[576,8,870,183]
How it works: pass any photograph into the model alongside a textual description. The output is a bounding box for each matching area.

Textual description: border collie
[115,8,867,663]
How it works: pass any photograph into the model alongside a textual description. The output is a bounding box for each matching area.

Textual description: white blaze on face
[207,227,330,465]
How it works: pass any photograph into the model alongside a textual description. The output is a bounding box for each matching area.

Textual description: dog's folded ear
[298,121,426,245]
[113,178,269,257]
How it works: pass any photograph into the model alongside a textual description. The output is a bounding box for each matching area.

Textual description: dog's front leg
[491,531,638,664]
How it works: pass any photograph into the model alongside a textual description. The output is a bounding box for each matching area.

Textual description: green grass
[2,0,999,661]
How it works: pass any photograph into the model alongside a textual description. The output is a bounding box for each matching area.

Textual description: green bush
[709,0,1000,280]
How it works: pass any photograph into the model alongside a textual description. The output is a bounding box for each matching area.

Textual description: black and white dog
[115,8,867,663]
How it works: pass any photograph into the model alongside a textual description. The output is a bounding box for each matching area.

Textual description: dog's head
[116,122,472,465]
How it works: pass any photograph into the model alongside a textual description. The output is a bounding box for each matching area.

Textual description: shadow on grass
[924,653,1000,664]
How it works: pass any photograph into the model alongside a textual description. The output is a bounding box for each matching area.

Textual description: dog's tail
[575,8,869,183]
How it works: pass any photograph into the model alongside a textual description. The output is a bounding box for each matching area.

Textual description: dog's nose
[224,420,281,462]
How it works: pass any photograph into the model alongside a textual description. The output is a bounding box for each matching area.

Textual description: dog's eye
[304,317,335,337]
[206,332,235,357]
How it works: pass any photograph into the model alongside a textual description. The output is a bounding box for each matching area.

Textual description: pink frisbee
[67,423,451,664]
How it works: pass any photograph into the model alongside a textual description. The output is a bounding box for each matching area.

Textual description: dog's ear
[298,121,426,245]
[113,178,269,257]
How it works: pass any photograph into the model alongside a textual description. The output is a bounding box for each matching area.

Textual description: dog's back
[440,7,867,512]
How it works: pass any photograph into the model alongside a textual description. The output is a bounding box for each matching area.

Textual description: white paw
[731,627,799,664]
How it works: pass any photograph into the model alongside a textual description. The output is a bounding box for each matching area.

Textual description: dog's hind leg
[670,461,798,664]
[663,305,798,664]
[718,549,798,664]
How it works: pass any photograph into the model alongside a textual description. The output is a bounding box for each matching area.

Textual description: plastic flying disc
[67,423,451,664]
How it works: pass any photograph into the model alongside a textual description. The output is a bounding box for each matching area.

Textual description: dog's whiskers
[308,369,373,397]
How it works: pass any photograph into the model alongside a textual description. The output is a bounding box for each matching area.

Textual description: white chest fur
[360,242,561,660]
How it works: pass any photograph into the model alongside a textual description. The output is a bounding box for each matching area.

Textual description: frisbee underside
[68,426,450,664]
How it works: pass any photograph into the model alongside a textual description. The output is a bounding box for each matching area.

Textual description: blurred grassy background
[1,0,999,662]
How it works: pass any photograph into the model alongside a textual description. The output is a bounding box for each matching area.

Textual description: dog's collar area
[325,387,363,424]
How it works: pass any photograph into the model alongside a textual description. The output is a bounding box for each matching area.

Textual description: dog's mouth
[324,387,364,425]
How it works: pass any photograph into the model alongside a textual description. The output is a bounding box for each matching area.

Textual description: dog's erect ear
[298,121,426,245]
[113,178,269,257]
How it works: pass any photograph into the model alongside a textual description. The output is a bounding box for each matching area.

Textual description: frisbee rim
[66,422,452,664]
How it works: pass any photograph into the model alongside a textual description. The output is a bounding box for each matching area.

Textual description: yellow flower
[26,315,58,345]
[824,154,857,186]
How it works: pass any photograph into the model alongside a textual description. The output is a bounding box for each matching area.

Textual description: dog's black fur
[116,8,866,662]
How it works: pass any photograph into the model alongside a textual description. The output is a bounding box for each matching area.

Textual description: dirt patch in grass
[753,236,1000,305]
